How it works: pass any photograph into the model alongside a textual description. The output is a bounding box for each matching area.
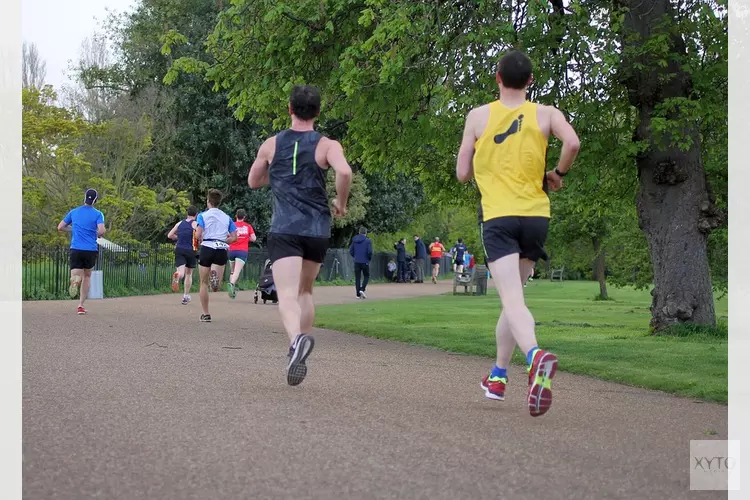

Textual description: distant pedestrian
[413,234,428,283]
[394,238,407,282]
[349,227,373,299]
[57,188,105,315]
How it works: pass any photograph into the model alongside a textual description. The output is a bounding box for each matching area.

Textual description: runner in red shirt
[227,209,257,298]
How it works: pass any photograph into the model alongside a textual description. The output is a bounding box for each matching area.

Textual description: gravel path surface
[23,282,727,499]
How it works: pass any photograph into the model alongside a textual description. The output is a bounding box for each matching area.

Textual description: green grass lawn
[315,280,728,403]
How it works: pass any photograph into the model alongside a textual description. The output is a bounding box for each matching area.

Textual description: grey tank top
[269,129,331,238]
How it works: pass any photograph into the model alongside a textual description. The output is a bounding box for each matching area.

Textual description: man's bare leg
[488,254,538,354]
[271,256,304,344]
[183,267,193,296]
[78,268,93,308]
[493,258,534,368]
[488,254,557,416]
[230,259,245,285]
[198,265,212,317]
[69,269,83,298]
[299,259,322,333]
[272,256,316,386]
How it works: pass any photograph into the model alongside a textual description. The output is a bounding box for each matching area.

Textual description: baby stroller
[254,259,278,304]
[405,256,418,282]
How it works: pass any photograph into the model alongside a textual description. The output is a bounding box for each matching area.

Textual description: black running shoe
[286,334,315,386]
[200,314,211,322]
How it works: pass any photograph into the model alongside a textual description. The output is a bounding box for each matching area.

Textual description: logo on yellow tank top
[494,114,524,145]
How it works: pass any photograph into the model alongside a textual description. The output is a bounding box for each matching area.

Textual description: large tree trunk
[618,0,722,331]
[592,236,608,300]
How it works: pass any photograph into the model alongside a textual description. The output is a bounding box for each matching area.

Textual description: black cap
[84,188,98,205]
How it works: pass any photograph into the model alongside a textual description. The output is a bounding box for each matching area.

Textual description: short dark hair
[458,238,463,243]
[236,209,246,220]
[187,205,198,217]
[496,50,532,90]
[207,189,222,207]
[359,227,367,235]
[290,85,321,120]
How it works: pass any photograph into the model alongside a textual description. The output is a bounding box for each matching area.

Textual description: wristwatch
[554,167,568,177]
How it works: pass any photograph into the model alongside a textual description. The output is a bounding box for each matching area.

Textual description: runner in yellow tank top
[455,50,580,417]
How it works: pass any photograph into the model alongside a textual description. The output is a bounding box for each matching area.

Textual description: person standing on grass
[394,238,407,283]
[413,234,428,283]
[349,227,373,299]
[428,237,446,283]
[168,205,198,305]
[227,209,257,299]
[194,189,238,322]
[456,49,580,416]
[57,188,105,315]
[248,84,352,387]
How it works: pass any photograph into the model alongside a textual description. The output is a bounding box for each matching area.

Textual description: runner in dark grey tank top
[249,84,353,387]
[269,129,331,238]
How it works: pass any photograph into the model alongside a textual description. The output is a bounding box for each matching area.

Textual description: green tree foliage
[179,0,726,330]
[22,87,189,247]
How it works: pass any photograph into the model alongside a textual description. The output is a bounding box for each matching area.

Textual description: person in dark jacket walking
[349,227,373,299]
[413,234,428,283]
[394,238,407,282]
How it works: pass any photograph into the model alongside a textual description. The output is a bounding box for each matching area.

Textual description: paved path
[23,283,727,499]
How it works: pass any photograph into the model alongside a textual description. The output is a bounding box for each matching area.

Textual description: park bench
[453,265,488,296]
[550,265,565,282]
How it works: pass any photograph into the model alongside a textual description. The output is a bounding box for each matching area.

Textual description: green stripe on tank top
[293,141,299,175]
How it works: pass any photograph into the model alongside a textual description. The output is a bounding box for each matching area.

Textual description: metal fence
[22,244,457,300]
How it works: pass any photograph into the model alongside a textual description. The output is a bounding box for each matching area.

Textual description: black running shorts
[481,216,549,263]
[430,257,441,265]
[199,246,228,268]
[267,233,329,264]
[70,249,98,270]
[175,247,197,269]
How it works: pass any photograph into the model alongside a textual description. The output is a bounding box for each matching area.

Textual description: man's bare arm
[57,221,71,232]
[248,139,273,188]
[549,108,580,174]
[456,109,478,184]
[167,222,181,240]
[226,230,238,244]
[325,140,353,209]
[97,223,106,237]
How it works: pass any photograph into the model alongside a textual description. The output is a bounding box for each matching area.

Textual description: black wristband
[554,167,568,177]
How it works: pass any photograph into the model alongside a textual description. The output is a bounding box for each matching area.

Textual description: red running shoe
[171,271,180,292]
[527,349,558,417]
[77,306,86,315]
[481,374,507,401]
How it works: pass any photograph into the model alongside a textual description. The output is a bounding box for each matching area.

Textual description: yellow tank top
[473,100,550,220]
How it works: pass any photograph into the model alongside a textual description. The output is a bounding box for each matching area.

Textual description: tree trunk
[592,236,608,300]
[618,0,722,331]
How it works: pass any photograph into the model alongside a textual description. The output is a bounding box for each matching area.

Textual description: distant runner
[451,239,468,273]
[227,209,257,299]
[248,84,352,387]
[428,237,446,284]
[168,205,198,305]
[194,189,238,322]
[57,188,105,315]
[456,49,580,416]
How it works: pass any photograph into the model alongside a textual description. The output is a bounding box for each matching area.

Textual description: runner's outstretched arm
[456,109,478,183]
[248,139,273,188]
[550,107,580,175]
[325,140,352,215]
